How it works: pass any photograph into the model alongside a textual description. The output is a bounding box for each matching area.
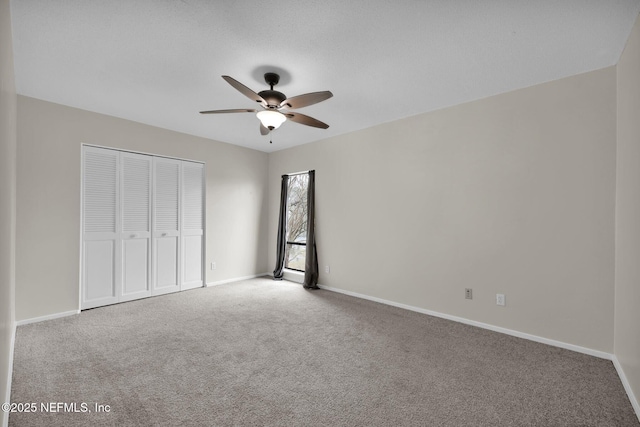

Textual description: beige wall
[615,12,640,413]
[0,0,17,423]
[269,67,617,352]
[16,96,269,321]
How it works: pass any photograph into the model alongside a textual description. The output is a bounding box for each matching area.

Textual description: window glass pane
[285,243,306,271]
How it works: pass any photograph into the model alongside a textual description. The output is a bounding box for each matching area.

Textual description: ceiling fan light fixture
[256,110,286,130]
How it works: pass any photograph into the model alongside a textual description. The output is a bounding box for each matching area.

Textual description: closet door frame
[80,144,205,310]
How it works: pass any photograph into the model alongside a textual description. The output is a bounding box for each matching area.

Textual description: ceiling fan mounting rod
[264,72,280,90]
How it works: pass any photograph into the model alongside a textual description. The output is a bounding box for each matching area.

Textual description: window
[285,173,309,271]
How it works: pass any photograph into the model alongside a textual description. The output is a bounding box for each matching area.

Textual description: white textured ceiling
[10,0,640,153]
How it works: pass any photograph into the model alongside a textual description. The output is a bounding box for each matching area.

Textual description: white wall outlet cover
[496,294,506,306]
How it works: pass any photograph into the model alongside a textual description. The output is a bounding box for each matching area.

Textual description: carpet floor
[9,278,639,426]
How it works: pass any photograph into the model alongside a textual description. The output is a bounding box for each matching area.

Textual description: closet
[81,145,204,310]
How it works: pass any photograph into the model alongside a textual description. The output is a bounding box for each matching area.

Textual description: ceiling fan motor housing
[258,89,286,108]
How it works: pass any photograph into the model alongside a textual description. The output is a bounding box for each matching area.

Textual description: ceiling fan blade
[222,75,267,107]
[199,108,256,114]
[285,112,329,129]
[280,91,333,109]
[260,123,270,135]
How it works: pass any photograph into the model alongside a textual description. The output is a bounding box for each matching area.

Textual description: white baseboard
[3,321,16,427]
[16,310,80,327]
[277,277,640,416]
[317,284,613,360]
[206,272,270,287]
[613,355,640,423]
[318,283,638,421]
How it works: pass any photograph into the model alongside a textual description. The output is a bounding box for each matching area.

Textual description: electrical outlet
[211,262,216,270]
[496,293,506,306]
[465,288,472,299]
[325,265,330,274]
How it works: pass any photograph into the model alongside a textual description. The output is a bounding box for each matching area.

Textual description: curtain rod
[283,170,314,177]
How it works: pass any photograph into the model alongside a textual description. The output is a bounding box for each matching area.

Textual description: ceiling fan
[200,72,333,136]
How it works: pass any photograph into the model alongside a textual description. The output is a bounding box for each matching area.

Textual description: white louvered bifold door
[82,147,204,309]
[120,152,153,302]
[181,162,204,290]
[82,146,120,309]
[152,157,181,295]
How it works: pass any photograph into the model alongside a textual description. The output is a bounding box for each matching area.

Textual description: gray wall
[0,0,17,424]
[15,97,269,321]
[269,67,617,353]
[615,12,640,414]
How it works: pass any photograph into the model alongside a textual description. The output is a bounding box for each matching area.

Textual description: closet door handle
[130,234,137,238]
[161,232,167,237]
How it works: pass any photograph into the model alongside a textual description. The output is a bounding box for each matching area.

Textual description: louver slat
[123,156,150,232]
[84,151,117,233]
[155,161,179,231]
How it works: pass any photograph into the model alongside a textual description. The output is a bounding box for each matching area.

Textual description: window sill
[283,269,304,284]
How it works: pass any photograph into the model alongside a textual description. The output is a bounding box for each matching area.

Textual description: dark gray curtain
[303,170,319,289]
[273,175,289,280]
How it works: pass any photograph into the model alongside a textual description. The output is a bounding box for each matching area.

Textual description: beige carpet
[9,278,639,426]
